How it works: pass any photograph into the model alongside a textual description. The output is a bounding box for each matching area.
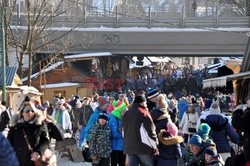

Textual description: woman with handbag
[7,100,51,166]
[179,104,199,144]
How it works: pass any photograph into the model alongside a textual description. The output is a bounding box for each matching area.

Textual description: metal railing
[8,4,250,29]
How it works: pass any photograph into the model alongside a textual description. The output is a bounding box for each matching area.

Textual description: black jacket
[122,103,158,155]
[0,108,12,131]
[79,105,93,126]
[232,107,250,163]
[8,114,50,166]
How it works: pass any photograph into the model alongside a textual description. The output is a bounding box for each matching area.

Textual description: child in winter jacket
[158,122,183,166]
[88,112,112,166]
[204,147,224,166]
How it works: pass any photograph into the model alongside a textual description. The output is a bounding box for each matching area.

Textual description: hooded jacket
[158,130,183,160]
[108,114,123,151]
[8,113,50,166]
[201,114,239,153]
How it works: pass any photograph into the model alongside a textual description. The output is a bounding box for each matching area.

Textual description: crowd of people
[0,88,249,166]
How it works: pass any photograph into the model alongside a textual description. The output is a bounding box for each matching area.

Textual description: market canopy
[203,71,250,89]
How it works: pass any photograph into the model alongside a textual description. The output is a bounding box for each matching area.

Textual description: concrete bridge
[10,15,250,56]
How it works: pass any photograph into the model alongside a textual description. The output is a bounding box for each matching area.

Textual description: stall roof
[147,57,172,63]
[41,82,80,89]
[203,71,250,88]
[65,52,113,61]
[0,67,18,86]
[130,57,152,68]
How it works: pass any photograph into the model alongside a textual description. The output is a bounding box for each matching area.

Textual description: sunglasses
[25,109,35,113]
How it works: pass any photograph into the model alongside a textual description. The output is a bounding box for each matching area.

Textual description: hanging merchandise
[106,58,112,77]
[92,58,98,72]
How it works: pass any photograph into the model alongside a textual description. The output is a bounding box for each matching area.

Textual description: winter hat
[134,95,147,104]
[205,147,217,157]
[111,102,127,120]
[189,135,203,147]
[97,96,109,108]
[209,102,221,114]
[147,89,160,99]
[167,122,178,137]
[44,101,50,107]
[98,112,109,121]
[198,123,211,136]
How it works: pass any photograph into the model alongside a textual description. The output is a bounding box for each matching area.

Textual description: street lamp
[1,0,8,102]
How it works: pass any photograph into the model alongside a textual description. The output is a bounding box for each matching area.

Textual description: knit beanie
[134,95,147,104]
[98,112,109,121]
[167,122,178,137]
[97,96,109,108]
[147,89,160,99]
[204,147,217,157]
[111,102,127,120]
[189,135,203,147]
[209,102,221,114]
[198,123,211,135]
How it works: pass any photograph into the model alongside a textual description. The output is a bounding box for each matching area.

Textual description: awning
[64,52,113,61]
[130,57,152,68]
[41,82,80,89]
[203,71,250,89]
[147,57,171,63]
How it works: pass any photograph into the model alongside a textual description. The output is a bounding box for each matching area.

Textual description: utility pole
[1,0,8,102]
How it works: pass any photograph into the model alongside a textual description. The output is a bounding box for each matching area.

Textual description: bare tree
[218,0,246,16]
[7,0,90,86]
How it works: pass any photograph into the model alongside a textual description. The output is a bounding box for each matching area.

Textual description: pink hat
[167,122,178,137]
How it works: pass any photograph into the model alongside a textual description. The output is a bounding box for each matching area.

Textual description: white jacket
[179,112,199,134]
[52,108,72,130]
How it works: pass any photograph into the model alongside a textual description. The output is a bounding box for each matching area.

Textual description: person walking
[122,95,158,166]
[88,112,112,166]
[232,95,250,166]
[8,101,50,166]
[158,122,183,166]
[109,102,127,166]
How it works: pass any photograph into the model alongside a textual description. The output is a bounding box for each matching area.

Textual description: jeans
[79,126,86,147]
[128,154,154,166]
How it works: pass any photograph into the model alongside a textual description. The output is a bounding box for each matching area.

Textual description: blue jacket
[108,114,124,151]
[158,131,183,162]
[0,132,19,166]
[202,114,239,153]
[178,100,188,120]
[84,107,106,140]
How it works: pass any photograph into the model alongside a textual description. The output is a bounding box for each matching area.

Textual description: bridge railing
[9,4,250,28]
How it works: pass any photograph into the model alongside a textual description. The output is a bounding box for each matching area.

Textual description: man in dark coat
[79,97,94,147]
[232,95,250,165]
[122,95,158,166]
